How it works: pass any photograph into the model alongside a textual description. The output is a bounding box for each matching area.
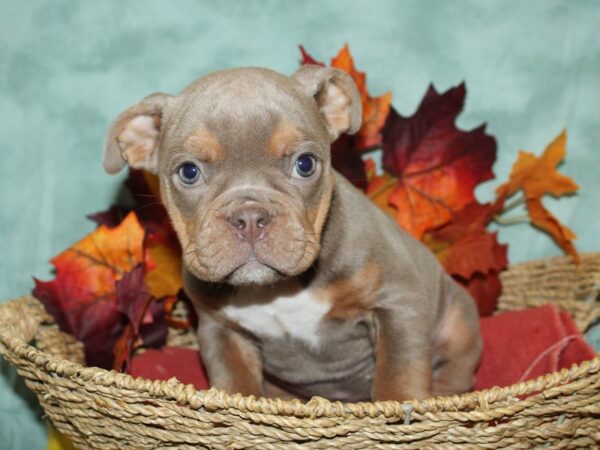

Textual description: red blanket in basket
[474,304,595,390]
[130,304,595,394]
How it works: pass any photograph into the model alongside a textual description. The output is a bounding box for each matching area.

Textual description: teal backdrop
[1,1,599,447]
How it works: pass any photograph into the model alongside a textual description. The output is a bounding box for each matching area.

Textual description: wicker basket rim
[1,292,598,420]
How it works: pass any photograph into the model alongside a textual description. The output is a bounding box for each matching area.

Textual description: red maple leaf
[331,134,368,190]
[379,84,497,239]
[299,45,325,66]
[425,201,508,315]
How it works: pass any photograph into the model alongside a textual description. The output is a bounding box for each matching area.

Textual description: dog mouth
[224,258,284,285]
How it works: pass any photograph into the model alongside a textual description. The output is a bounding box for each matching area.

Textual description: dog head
[103,66,361,285]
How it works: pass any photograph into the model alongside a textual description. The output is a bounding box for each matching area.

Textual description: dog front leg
[197,312,264,397]
[372,307,432,402]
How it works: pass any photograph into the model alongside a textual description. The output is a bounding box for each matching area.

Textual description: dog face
[103,66,361,285]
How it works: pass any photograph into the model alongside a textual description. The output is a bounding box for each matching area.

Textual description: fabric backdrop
[1,1,599,447]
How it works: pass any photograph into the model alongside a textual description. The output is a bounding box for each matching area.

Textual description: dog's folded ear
[292,65,362,142]
[103,93,173,174]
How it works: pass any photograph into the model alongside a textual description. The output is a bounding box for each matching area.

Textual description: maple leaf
[125,169,171,232]
[379,84,497,239]
[424,201,508,315]
[146,233,183,299]
[112,264,153,370]
[33,212,147,368]
[331,134,368,189]
[299,44,392,150]
[299,45,325,66]
[366,161,398,218]
[428,201,507,277]
[89,169,184,300]
[87,205,127,229]
[112,265,168,371]
[330,44,392,150]
[464,272,502,317]
[495,131,579,262]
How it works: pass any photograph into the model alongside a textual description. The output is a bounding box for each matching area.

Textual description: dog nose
[228,207,272,242]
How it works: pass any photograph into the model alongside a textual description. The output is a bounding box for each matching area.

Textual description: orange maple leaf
[49,211,146,301]
[146,236,183,299]
[496,131,579,262]
[33,212,149,368]
[365,159,398,218]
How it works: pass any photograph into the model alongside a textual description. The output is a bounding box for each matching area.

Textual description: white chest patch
[221,282,329,349]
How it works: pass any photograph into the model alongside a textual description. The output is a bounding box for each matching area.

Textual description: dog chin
[225,260,283,286]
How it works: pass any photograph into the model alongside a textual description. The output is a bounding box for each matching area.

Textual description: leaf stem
[493,214,530,225]
[501,195,526,214]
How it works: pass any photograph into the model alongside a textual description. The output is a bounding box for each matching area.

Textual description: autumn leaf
[526,199,577,261]
[299,45,325,66]
[427,201,506,278]
[424,201,508,315]
[299,44,392,150]
[112,264,168,371]
[113,264,152,370]
[331,134,368,189]
[33,212,147,368]
[87,205,127,229]
[464,272,502,317]
[125,169,171,233]
[366,161,399,218]
[379,84,497,239]
[495,131,579,262]
[146,233,183,299]
[330,44,392,150]
[90,169,184,300]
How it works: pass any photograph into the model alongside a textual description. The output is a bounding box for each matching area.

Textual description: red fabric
[129,346,209,390]
[475,304,595,390]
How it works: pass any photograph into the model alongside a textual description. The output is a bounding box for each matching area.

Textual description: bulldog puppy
[103,66,482,402]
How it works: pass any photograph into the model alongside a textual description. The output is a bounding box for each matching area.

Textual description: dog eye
[292,153,317,178]
[177,162,201,185]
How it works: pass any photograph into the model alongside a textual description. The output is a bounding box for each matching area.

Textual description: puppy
[103,66,482,402]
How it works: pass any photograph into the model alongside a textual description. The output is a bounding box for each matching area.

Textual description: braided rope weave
[1,254,599,449]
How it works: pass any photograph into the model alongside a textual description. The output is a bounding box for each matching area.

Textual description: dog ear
[292,65,362,142]
[103,93,173,174]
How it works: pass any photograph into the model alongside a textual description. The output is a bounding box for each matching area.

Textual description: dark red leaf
[87,206,128,229]
[331,134,367,190]
[459,271,502,317]
[299,45,325,66]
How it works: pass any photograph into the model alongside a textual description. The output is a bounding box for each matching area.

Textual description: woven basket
[1,254,599,449]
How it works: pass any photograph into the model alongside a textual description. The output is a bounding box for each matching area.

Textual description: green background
[1,1,599,447]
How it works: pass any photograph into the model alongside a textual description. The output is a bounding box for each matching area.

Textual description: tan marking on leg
[372,317,432,401]
[372,313,432,401]
[320,262,382,320]
[432,301,481,396]
[218,332,263,397]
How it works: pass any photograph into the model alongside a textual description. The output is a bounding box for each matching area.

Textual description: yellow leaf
[47,421,74,450]
[496,130,579,261]
[146,241,183,299]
